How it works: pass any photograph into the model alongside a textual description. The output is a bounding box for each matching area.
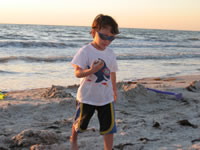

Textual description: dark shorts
[73,101,117,135]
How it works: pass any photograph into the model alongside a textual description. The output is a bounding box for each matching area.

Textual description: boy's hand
[113,90,117,103]
[91,59,104,73]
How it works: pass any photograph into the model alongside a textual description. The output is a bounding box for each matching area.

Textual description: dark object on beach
[0,147,9,150]
[139,138,149,143]
[138,137,159,144]
[46,125,60,129]
[191,138,200,143]
[41,85,73,98]
[186,80,200,92]
[114,143,134,150]
[153,121,160,128]
[177,119,198,128]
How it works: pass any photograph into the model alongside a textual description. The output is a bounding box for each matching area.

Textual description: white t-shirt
[71,43,118,106]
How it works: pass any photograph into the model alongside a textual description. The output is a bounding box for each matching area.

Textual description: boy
[70,14,119,150]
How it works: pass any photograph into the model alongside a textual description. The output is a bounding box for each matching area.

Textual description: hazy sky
[0,0,200,31]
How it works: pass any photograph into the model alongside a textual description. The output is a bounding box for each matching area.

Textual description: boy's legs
[70,102,95,150]
[97,102,117,150]
[70,101,79,150]
[104,133,114,150]
[70,125,79,150]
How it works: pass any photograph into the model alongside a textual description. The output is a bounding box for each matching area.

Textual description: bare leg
[104,134,113,150]
[70,125,79,150]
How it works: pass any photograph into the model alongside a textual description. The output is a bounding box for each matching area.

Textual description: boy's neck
[91,42,105,51]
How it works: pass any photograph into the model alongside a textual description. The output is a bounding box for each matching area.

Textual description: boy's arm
[72,60,104,78]
[111,72,117,102]
[73,64,92,78]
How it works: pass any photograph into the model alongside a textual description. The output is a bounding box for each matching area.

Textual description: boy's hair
[91,14,119,37]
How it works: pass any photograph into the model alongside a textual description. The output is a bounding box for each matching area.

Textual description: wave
[1,53,200,64]
[116,53,200,60]
[111,43,200,49]
[149,37,200,42]
[163,45,200,48]
[0,56,73,63]
[116,35,200,43]
[187,38,200,41]
[116,36,135,39]
[0,41,78,48]
[0,33,34,40]
[0,70,18,74]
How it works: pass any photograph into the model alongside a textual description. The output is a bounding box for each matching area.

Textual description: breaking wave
[0,41,78,48]
[0,56,73,63]
[1,53,200,64]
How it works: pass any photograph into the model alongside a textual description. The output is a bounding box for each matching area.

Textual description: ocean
[0,24,200,91]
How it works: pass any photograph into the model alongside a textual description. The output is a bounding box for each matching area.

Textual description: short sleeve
[110,54,118,72]
[71,48,88,69]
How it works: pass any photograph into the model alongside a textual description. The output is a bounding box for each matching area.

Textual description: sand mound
[41,85,73,98]
[9,129,67,149]
[11,129,59,147]
[121,83,177,101]
[122,83,151,97]
[186,80,200,92]
[30,143,67,150]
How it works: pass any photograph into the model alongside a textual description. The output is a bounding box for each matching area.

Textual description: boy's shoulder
[82,43,90,49]
[106,47,114,53]
[78,43,91,52]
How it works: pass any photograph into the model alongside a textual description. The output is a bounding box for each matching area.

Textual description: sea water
[0,24,200,91]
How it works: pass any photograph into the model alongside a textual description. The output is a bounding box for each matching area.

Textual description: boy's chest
[87,52,112,69]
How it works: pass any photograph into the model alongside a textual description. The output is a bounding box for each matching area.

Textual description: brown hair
[91,14,119,37]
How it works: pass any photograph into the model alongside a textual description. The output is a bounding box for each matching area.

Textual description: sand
[0,75,200,150]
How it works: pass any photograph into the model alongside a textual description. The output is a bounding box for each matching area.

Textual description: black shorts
[73,101,117,135]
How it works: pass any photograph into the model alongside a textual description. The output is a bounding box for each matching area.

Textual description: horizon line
[0,22,199,32]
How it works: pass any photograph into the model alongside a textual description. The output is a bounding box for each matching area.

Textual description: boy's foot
[70,143,79,150]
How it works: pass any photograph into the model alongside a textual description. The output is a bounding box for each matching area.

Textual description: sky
[0,0,200,31]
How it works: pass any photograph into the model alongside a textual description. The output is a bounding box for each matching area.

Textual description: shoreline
[0,74,200,149]
[3,74,200,93]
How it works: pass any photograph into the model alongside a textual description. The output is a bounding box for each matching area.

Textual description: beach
[0,74,200,150]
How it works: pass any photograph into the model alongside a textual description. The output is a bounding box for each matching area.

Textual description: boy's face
[93,26,115,50]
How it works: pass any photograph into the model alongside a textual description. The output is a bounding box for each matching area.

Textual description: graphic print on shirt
[88,58,110,83]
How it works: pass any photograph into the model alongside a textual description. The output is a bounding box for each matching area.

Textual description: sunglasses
[97,32,115,41]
